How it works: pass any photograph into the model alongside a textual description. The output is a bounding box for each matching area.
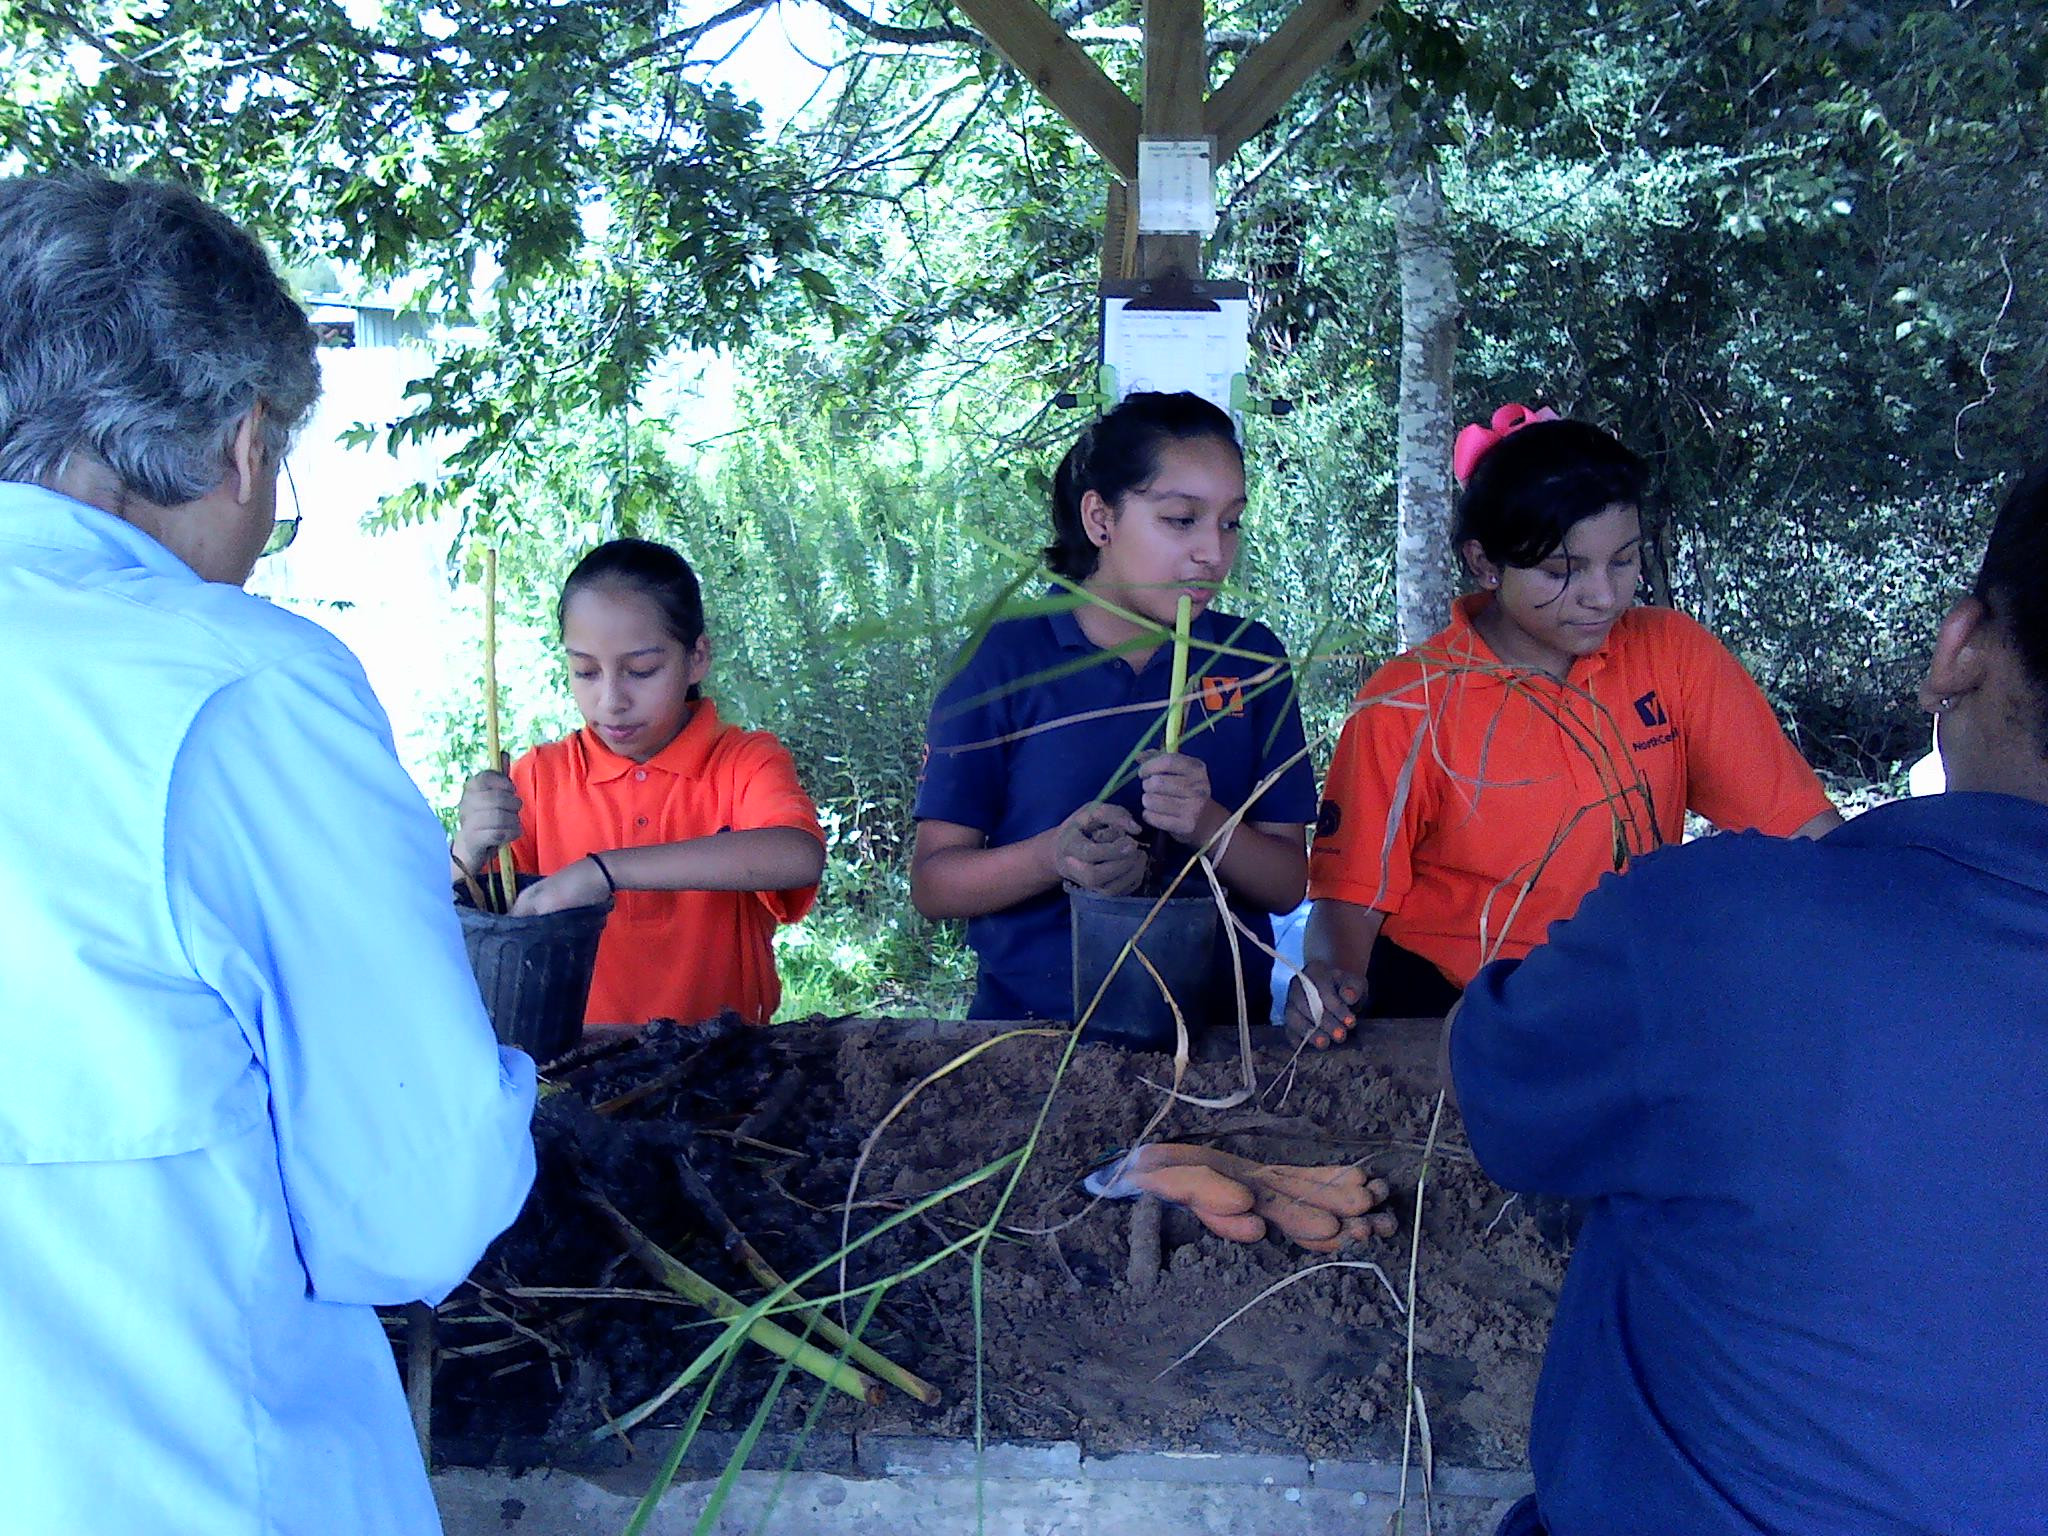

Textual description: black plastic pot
[455,877,612,1063]
[1069,885,1219,1050]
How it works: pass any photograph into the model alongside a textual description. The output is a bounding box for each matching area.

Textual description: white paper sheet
[1137,138,1217,236]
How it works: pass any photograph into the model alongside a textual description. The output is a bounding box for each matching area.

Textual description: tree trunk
[1392,159,1460,649]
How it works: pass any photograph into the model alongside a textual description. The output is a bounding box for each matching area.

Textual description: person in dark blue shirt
[1451,463,2048,1535]
[911,392,1318,1022]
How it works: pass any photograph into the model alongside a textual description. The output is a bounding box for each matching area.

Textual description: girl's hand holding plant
[454,769,523,873]
[1137,750,1216,842]
[511,856,612,916]
[1053,803,1147,895]
[1284,959,1366,1050]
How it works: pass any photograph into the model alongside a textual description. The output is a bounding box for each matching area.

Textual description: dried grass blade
[1157,1258,1406,1379]
[1396,1090,1448,1522]
[1413,1379,1437,1536]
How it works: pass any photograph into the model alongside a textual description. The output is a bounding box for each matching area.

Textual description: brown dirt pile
[415,1017,1558,1473]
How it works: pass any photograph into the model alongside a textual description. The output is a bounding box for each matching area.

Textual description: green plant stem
[1165,593,1192,754]
[480,544,517,915]
[597,1149,1024,1447]
[582,1189,883,1406]
[673,1153,941,1406]
[620,1335,740,1536]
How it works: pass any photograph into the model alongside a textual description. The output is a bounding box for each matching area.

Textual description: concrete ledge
[433,1423,1528,1535]
[1308,1457,1406,1493]
[857,1435,1082,1479]
[1436,1465,1534,1500]
[1081,1448,1311,1487]
[436,1465,1525,1536]
[1310,1457,1532,1500]
[669,1430,861,1478]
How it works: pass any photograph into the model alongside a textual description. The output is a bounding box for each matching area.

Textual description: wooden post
[405,1301,436,1467]
[1138,0,1208,280]
[941,0,1389,406]
[1102,180,1138,283]
[945,0,1382,186]
[946,0,1385,284]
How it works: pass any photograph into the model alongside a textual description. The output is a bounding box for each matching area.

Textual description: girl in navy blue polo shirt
[911,391,1319,1021]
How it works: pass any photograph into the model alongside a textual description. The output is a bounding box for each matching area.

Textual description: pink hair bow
[1453,402,1559,484]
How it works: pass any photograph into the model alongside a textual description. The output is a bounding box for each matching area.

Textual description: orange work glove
[1086,1142,1398,1251]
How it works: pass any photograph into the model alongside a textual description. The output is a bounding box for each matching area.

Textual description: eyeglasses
[262,457,302,558]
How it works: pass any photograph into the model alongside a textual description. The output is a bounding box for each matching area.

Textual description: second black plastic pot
[1069,885,1218,1050]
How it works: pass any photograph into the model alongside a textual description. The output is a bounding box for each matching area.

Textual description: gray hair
[0,173,320,506]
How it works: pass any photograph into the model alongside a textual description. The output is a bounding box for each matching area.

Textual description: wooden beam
[951,0,1140,180]
[1204,0,1388,164]
[1138,0,1207,279]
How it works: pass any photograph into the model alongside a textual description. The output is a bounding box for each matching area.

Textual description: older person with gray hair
[0,174,536,1534]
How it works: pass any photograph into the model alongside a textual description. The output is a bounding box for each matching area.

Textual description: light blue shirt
[0,484,538,1535]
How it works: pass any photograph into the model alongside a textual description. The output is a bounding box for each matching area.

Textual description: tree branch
[810,0,976,47]
[16,2,178,80]
[807,0,1133,52]
[605,0,782,71]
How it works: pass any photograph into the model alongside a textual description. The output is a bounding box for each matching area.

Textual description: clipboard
[1098,278,1250,418]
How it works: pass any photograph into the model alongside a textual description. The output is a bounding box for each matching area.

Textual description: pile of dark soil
[411,1017,1559,1474]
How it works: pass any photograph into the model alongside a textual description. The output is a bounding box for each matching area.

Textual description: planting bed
[414,1015,1560,1484]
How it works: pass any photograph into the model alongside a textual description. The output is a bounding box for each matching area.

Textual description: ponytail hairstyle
[558,538,708,700]
[1972,462,2048,753]
[1452,416,1648,572]
[1045,390,1242,580]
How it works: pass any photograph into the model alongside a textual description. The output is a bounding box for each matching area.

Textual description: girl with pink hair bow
[1283,406,1842,1047]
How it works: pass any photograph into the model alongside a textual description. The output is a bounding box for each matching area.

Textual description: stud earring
[1937,695,1956,712]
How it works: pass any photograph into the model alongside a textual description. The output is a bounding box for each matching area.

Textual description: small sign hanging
[1136,138,1217,237]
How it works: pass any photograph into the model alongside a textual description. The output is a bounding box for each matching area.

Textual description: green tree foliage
[1,0,846,567]
[1223,0,2048,767]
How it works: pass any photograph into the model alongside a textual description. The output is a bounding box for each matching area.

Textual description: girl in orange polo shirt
[452,539,826,1028]
[1287,409,1840,1045]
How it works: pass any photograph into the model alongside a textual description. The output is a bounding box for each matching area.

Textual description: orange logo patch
[1199,676,1245,716]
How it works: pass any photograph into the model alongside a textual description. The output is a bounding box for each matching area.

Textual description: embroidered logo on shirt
[1199,675,1246,716]
[1315,799,1343,840]
[1633,690,1670,729]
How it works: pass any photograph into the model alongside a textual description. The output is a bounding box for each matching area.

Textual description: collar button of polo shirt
[634,769,647,782]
